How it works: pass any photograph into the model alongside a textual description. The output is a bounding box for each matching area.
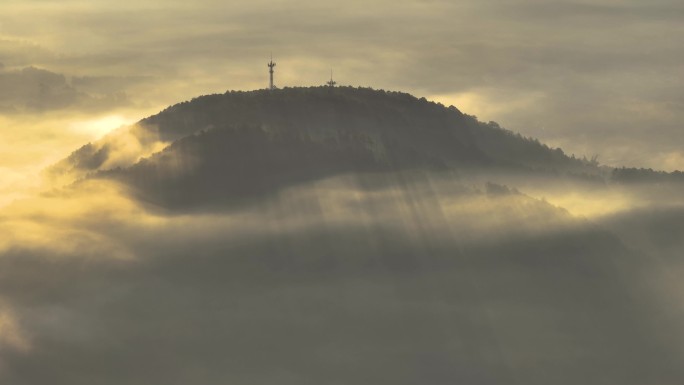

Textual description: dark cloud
[0,67,134,113]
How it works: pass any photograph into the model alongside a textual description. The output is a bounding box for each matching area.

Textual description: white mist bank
[0,107,167,208]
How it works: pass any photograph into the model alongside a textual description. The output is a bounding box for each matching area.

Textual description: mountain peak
[51,87,601,208]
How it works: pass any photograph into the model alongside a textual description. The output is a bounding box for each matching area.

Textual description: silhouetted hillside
[611,167,684,184]
[139,87,585,169]
[49,87,608,207]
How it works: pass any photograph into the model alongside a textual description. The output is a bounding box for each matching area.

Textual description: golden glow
[429,91,546,121]
[522,189,635,219]
[68,115,134,137]
[0,108,168,208]
[0,174,578,260]
[0,180,162,259]
[1,171,678,264]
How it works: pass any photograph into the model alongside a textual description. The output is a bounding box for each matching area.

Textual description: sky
[0,0,683,201]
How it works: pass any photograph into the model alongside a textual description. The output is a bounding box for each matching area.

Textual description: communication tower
[326,69,337,87]
[267,54,276,90]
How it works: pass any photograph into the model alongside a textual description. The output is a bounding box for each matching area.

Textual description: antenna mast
[326,69,337,87]
[267,54,276,90]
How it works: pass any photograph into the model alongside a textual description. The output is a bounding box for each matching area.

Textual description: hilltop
[50,86,677,208]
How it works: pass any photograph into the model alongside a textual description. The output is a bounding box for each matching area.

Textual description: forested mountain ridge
[48,86,681,208]
[54,87,596,175]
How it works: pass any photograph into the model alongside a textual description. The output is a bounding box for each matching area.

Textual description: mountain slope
[50,87,607,208]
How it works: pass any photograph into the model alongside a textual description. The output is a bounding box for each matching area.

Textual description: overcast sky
[1,0,683,198]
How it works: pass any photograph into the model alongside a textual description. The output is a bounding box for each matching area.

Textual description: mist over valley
[1,86,683,383]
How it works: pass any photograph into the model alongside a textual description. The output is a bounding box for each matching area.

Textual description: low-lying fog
[1,170,683,384]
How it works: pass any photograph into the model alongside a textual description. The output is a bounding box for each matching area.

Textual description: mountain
[50,86,608,208]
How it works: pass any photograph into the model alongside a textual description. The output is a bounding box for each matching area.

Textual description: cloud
[0,65,160,208]
[0,172,683,383]
[0,107,163,208]
[0,38,53,69]
[0,66,136,114]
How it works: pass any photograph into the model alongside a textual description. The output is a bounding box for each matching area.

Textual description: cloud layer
[1,173,683,384]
